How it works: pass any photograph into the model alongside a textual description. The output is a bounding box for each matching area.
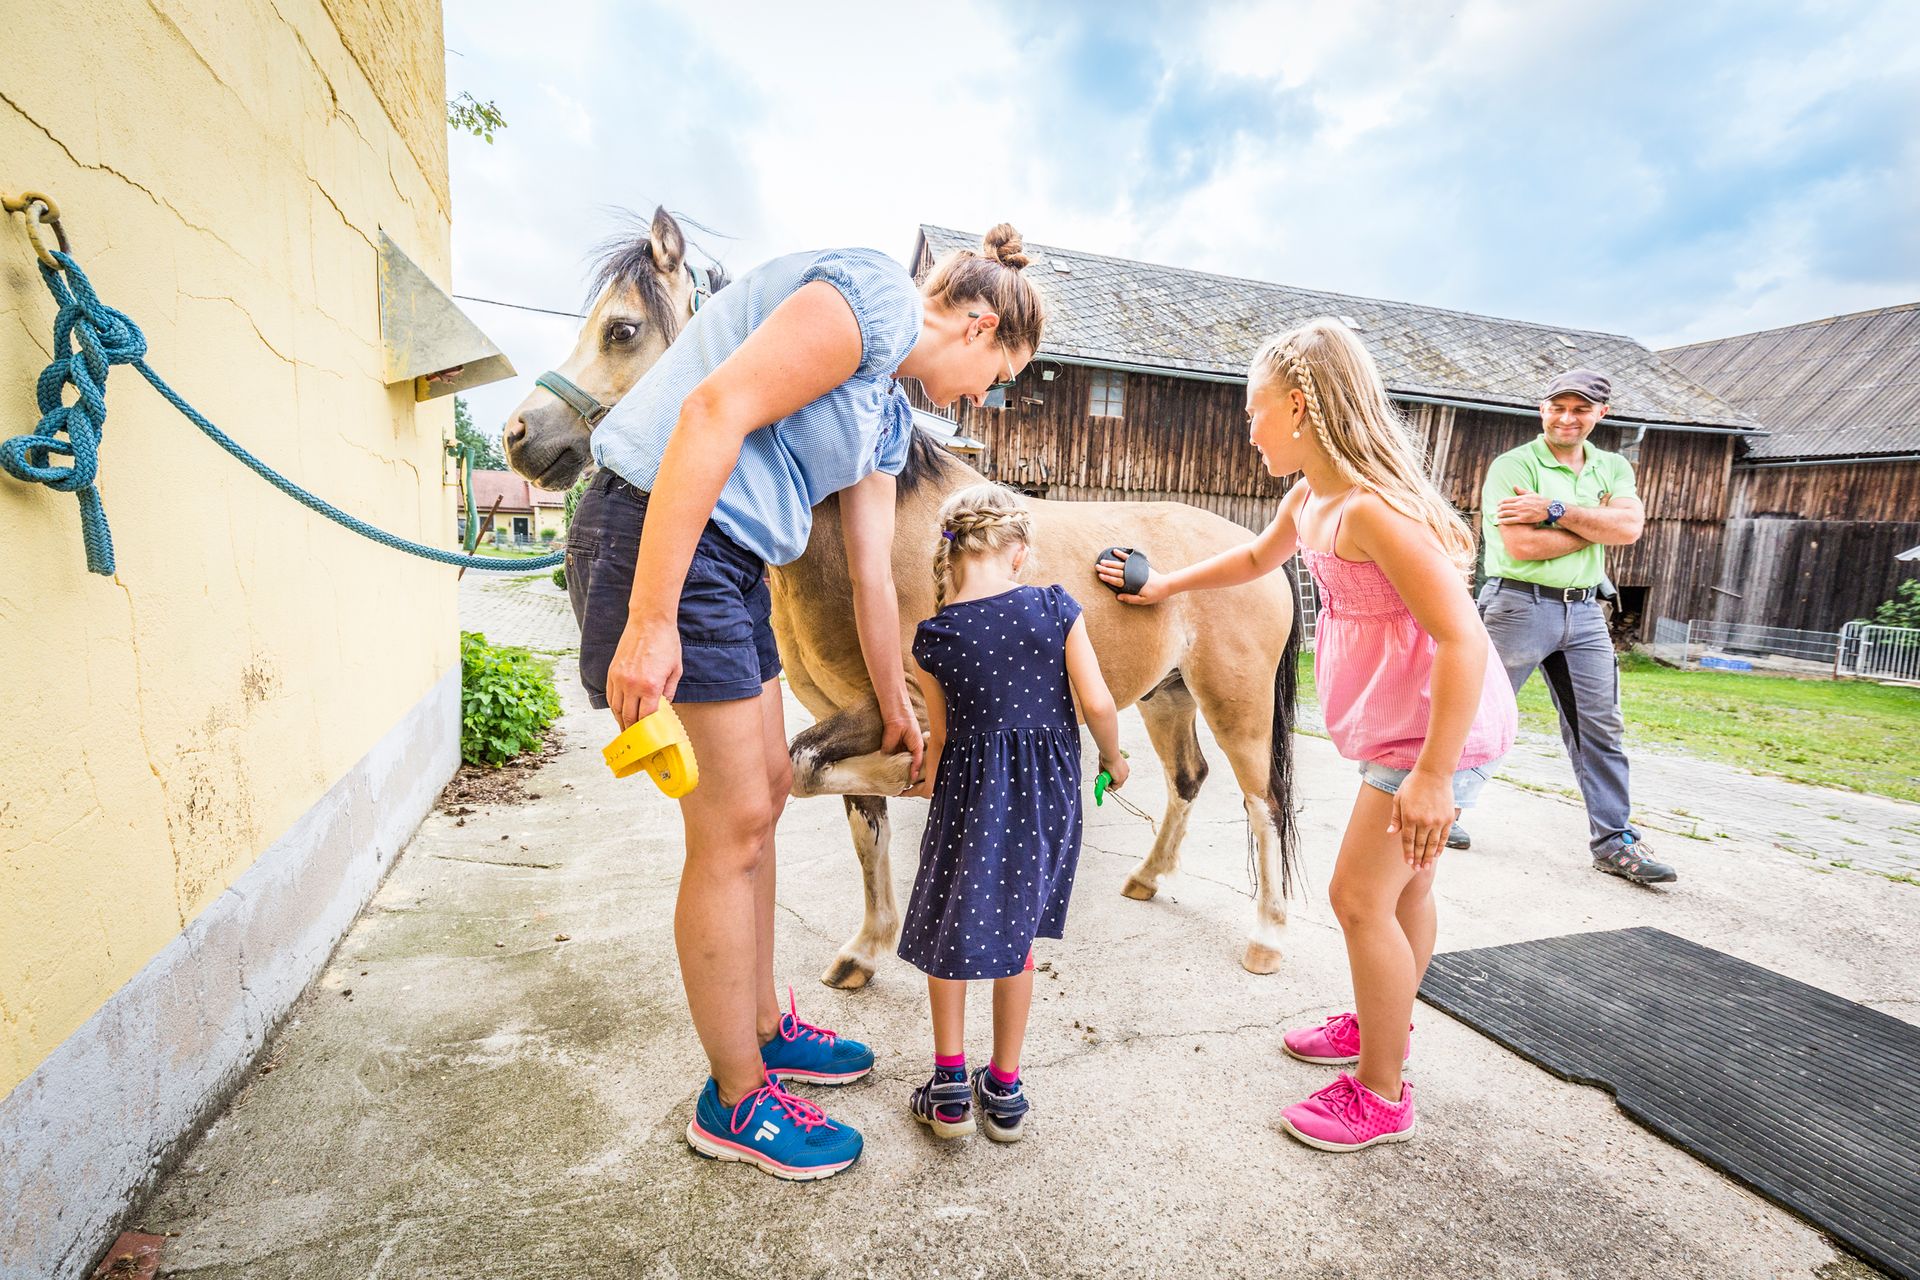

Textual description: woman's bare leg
[753,680,790,1043]
[674,687,786,1104]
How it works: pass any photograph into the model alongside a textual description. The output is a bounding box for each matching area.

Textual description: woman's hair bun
[981,222,1030,271]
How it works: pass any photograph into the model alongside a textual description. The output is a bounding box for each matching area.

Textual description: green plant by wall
[1872,578,1920,629]
[552,566,567,590]
[460,630,561,767]
[540,527,558,544]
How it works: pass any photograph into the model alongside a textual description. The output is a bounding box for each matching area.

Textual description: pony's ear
[647,206,685,276]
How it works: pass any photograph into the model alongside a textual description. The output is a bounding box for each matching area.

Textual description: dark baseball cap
[1543,369,1611,404]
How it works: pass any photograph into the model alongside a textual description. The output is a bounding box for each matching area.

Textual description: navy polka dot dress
[899,584,1086,981]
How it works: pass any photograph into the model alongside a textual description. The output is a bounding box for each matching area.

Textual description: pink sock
[934,1052,965,1069]
[988,1059,1019,1086]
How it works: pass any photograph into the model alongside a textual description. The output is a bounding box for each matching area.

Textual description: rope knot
[1,255,148,572]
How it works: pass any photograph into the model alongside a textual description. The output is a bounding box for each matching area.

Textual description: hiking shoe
[1593,834,1677,885]
[1282,1012,1411,1067]
[1446,823,1472,850]
[1281,1073,1417,1153]
[761,987,875,1085]
[971,1066,1031,1143]
[685,1074,863,1181]
[909,1068,975,1139]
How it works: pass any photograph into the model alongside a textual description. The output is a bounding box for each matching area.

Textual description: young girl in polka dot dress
[900,483,1127,1142]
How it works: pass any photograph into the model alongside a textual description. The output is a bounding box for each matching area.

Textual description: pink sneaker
[1281,1073,1417,1152]
[1281,1012,1411,1066]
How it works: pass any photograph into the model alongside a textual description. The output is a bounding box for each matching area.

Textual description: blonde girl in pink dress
[1101,318,1516,1152]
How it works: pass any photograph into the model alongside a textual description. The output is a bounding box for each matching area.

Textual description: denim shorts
[567,470,781,708]
[1358,760,1500,809]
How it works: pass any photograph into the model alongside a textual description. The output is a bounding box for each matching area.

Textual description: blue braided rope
[1,252,562,576]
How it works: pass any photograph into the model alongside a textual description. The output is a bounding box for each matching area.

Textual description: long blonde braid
[1253,319,1476,572]
[934,483,1034,609]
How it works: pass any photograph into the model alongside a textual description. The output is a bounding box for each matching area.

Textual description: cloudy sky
[444,0,1920,434]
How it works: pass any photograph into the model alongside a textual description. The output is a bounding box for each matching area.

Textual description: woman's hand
[901,749,939,799]
[1388,768,1455,868]
[1097,558,1171,605]
[606,614,682,729]
[881,705,926,782]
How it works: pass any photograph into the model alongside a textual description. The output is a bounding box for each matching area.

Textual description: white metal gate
[1837,621,1920,683]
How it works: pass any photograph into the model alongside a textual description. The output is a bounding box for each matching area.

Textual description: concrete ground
[133,573,1916,1279]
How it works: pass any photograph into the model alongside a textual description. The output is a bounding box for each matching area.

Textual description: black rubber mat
[1420,927,1920,1280]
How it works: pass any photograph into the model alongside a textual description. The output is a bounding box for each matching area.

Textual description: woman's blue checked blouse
[591,246,924,567]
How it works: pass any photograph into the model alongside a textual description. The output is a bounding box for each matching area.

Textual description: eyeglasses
[970,311,1021,392]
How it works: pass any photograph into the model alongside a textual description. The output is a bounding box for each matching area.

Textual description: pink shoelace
[1310,1074,1373,1123]
[1320,1012,1360,1045]
[728,1073,836,1137]
[776,986,839,1048]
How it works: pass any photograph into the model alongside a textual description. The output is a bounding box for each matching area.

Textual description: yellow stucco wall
[0,0,455,1095]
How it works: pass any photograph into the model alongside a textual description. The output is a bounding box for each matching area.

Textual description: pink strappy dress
[1298,487,1516,771]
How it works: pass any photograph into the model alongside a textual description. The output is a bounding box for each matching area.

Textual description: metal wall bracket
[377,231,515,401]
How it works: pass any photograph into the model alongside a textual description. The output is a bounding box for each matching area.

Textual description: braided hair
[1252,319,1476,572]
[933,483,1034,609]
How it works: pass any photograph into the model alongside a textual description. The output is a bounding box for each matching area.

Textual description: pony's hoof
[1120,875,1158,901]
[1242,941,1283,974]
[821,953,875,990]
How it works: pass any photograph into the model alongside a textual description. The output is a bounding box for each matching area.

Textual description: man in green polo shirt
[1460,369,1676,885]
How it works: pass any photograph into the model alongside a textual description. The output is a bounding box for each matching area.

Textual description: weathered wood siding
[1713,518,1920,631]
[920,369,1737,638]
[1730,458,1920,522]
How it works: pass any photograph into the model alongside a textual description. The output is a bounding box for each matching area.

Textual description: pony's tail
[1268,558,1305,898]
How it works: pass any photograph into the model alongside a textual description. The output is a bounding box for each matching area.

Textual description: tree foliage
[454,396,506,470]
[447,91,508,143]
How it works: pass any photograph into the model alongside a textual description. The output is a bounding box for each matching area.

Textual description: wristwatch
[1544,500,1566,526]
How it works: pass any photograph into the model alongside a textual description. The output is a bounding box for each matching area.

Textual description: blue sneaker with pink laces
[761,988,875,1085]
[685,1073,864,1181]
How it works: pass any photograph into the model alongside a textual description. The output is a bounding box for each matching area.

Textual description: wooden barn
[1661,303,1920,632]
[909,227,1757,639]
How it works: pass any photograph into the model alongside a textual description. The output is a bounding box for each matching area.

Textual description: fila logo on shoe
[754,1120,781,1143]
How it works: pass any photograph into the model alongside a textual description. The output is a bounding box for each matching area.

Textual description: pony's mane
[586,211,732,345]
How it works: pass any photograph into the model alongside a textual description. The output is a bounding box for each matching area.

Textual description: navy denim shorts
[567,470,781,708]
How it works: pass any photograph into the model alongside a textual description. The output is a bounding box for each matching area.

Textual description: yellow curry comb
[602,703,700,798]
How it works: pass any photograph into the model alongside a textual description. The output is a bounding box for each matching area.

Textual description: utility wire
[453,293,585,319]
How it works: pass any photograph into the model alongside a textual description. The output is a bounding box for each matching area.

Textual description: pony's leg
[1119,677,1208,901]
[789,704,915,799]
[1186,664,1294,977]
[787,704,911,990]
[820,795,897,991]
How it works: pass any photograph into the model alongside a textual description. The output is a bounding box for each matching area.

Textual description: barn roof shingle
[1659,302,1920,460]
[916,225,1757,432]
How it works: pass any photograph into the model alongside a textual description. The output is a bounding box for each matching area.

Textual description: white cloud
[442,0,1919,435]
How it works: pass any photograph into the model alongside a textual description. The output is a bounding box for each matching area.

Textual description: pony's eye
[607,321,639,345]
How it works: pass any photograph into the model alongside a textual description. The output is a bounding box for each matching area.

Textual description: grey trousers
[1478,584,1639,856]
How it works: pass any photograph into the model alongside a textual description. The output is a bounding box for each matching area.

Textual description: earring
[1292,430,1302,439]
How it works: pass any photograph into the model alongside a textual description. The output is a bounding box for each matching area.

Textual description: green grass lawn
[470,545,560,560]
[1297,651,1920,804]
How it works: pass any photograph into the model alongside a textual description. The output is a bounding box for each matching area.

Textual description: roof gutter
[1738,453,1920,469]
[1043,355,1759,435]
[1392,392,1760,436]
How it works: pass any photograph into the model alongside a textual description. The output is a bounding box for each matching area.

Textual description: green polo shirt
[1481,436,1638,589]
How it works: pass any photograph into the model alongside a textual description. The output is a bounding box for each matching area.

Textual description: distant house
[1662,303,1920,631]
[467,469,567,544]
[910,226,1757,639]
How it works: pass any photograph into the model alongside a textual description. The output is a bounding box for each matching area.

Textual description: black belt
[1489,577,1599,604]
